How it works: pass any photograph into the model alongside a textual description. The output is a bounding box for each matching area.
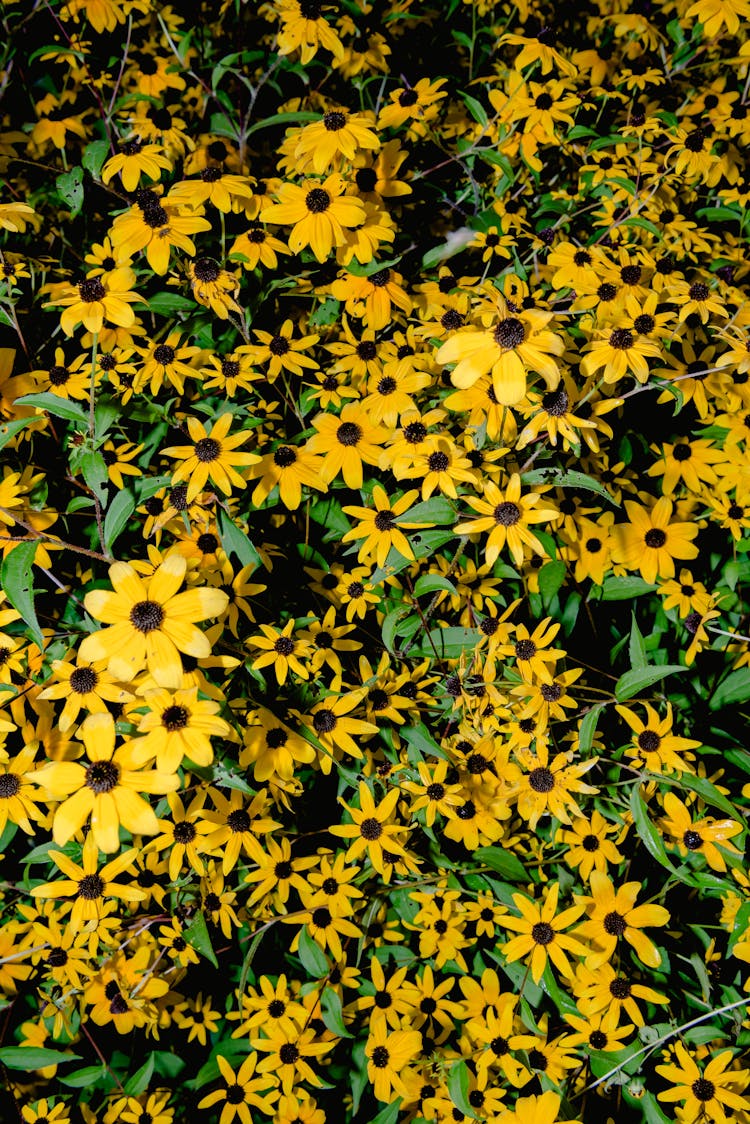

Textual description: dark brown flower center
[609,328,633,350]
[153,344,175,365]
[78,873,105,900]
[692,1078,715,1101]
[603,911,627,936]
[129,600,165,633]
[193,258,221,282]
[306,188,331,213]
[323,111,347,131]
[162,705,189,731]
[494,501,521,526]
[638,730,661,752]
[0,773,21,798]
[360,817,382,841]
[336,421,362,446]
[228,809,251,833]
[85,760,120,793]
[195,437,221,462]
[531,921,555,945]
[493,318,525,349]
[78,278,106,303]
[683,829,703,850]
[644,528,667,548]
[274,445,297,467]
[528,767,555,793]
[313,709,336,733]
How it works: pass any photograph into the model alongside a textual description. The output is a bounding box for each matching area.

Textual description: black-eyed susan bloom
[577,871,670,969]
[32,713,178,853]
[163,413,260,502]
[612,496,699,583]
[616,701,700,774]
[276,0,344,64]
[50,269,141,336]
[329,781,410,876]
[455,474,558,567]
[110,194,211,275]
[31,833,144,931]
[659,791,743,871]
[293,108,379,173]
[364,1021,422,1104]
[307,402,387,489]
[187,257,242,319]
[341,485,422,567]
[36,658,133,732]
[101,140,172,193]
[260,174,366,261]
[249,620,312,686]
[656,1044,750,1122]
[436,307,564,406]
[129,686,230,773]
[501,882,588,983]
[78,553,228,688]
[197,1052,278,1123]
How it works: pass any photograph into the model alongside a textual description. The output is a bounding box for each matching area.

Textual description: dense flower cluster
[0,1,749,1122]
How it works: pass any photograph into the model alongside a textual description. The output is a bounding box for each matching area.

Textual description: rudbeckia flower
[162,413,260,502]
[260,174,366,261]
[576,870,670,968]
[50,269,140,337]
[79,553,229,688]
[33,712,178,852]
[437,307,564,406]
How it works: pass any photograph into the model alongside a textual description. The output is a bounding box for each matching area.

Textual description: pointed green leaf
[297,926,329,978]
[320,987,353,1038]
[615,664,686,702]
[1,541,43,650]
[183,910,218,968]
[15,392,88,426]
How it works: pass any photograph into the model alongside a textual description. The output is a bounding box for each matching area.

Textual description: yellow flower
[656,1043,750,1123]
[616,701,700,774]
[276,0,344,64]
[187,257,242,319]
[260,174,365,261]
[576,870,670,968]
[342,485,422,567]
[79,553,229,688]
[129,686,230,772]
[306,402,388,489]
[110,194,211,275]
[162,413,260,502]
[101,140,172,192]
[293,108,379,174]
[31,832,144,931]
[329,781,410,876]
[455,473,558,567]
[0,202,36,232]
[611,496,699,583]
[437,307,563,406]
[249,619,312,685]
[32,712,177,852]
[659,791,743,872]
[50,269,140,337]
[364,1021,422,1103]
[501,882,587,983]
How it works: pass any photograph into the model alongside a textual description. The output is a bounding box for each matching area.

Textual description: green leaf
[56,166,84,218]
[371,1099,403,1124]
[381,605,413,653]
[401,723,450,762]
[1,541,43,650]
[459,90,488,128]
[709,669,750,710]
[629,612,648,669]
[245,111,321,137]
[308,299,341,328]
[15,392,88,426]
[598,576,656,601]
[79,451,109,504]
[0,417,35,450]
[320,987,353,1038]
[412,625,478,659]
[521,467,619,507]
[413,574,458,597]
[615,664,686,702]
[673,771,745,822]
[82,139,110,181]
[297,926,329,978]
[145,292,197,314]
[218,509,262,571]
[345,254,403,278]
[629,787,675,874]
[0,1047,81,1068]
[183,910,218,968]
[578,703,604,754]
[124,1052,155,1096]
[474,846,526,881]
[538,560,566,604]
[59,1065,111,1088]
[403,497,456,524]
[103,489,136,552]
[447,1060,478,1119]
